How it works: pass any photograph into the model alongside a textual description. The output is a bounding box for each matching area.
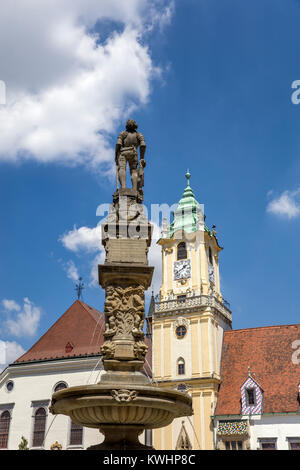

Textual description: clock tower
[152,171,232,450]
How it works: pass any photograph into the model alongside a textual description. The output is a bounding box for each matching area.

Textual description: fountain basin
[50,383,193,430]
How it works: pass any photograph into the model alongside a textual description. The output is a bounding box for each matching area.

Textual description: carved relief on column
[100,283,148,361]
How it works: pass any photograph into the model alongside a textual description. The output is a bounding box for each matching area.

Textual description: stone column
[99,189,153,376]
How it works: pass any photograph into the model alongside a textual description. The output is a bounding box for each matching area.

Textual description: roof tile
[215,324,300,415]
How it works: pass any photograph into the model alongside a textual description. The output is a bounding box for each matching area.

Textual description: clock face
[174,259,191,280]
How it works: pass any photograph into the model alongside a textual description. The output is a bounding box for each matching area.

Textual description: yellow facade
[152,217,232,449]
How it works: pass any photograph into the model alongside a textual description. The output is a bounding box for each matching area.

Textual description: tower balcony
[153,293,232,323]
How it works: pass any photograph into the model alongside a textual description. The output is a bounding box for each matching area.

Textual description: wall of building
[0,357,104,450]
[249,414,300,450]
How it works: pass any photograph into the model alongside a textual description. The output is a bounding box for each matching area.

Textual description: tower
[152,171,232,450]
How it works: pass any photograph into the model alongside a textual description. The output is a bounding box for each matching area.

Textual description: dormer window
[241,375,263,415]
[246,389,256,406]
[65,342,74,353]
[177,242,187,260]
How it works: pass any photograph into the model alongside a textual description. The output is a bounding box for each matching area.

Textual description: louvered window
[177,242,187,260]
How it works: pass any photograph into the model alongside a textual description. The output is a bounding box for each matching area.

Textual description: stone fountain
[50,119,193,450]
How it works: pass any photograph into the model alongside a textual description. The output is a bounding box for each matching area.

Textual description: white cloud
[0,340,25,371]
[2,299,21,312]
[0,0,173,170]
[266,189,300,219]
[60,219,162,292]
[59,223,105,285]
[3,297,42,338]
[60,224,102,252]
[90,251,106,287]
[63,260,80,282]
[148,0,175,31]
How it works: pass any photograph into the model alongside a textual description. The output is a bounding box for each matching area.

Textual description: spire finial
[185,169,191,186]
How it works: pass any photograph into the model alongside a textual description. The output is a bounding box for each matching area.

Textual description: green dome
[169,170,210,237]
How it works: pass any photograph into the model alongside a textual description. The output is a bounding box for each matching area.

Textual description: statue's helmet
[126,119,138,132]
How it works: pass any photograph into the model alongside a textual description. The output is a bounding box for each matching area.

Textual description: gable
[11,299,152,378]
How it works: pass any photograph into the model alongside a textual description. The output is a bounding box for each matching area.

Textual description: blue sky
[1,0,300,365]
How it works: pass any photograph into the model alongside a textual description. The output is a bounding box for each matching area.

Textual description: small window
[246,388,256,405]
[54,382,68,393]
[176,325,187,338]
[177,384,187,392]
[290,442,300,450]
[225,440,243,450]
[177,295,186,301]
[259,438,277,450]
[208,247,213,265]
[178,358,185,375]
[288,439,300,450]
[6,381,14,392]
[32,408,46,448]
[0,411,11,449]
[65,342,74,353]
[177,242,187,260]
[69,420,83,446]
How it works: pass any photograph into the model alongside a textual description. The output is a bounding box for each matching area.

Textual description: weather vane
[75,277,84,300]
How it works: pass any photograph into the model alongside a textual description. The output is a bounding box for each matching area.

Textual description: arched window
[54,382,68,393]
[177,358,185,375]
[0,411,11,448]
[69,420,83,446]
[177,242,187,260]
[32,408,46,448]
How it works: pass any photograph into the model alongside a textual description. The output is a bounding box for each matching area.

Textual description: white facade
[214,414,300,450]
[0,356,105,450]
[249,414,300,450]
[0,355,149,450]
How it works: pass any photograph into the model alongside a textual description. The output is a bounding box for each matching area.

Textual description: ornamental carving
[133,341,148,361]
[111,389,138,403]
[50,441,62,450]
[103,284,145,340]
[100,341,115,359]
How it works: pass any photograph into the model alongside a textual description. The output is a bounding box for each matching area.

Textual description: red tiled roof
[14,299,152,377]
[215,323,300,416]
[14,300,105,363]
